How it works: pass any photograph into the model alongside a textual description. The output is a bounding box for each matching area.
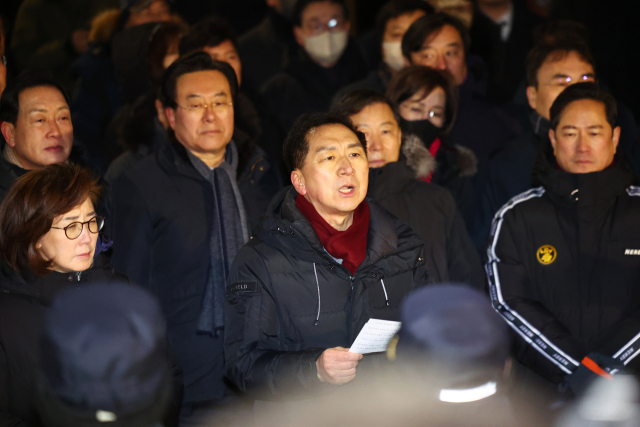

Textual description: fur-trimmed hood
[401,134,478,180]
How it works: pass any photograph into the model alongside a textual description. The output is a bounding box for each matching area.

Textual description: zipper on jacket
[347,275,355,341]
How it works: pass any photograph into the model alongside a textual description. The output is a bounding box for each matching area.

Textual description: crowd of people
[0,0,639,426]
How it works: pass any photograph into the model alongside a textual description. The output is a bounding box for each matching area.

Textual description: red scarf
[420,137,442,183]
[296,195,370,274]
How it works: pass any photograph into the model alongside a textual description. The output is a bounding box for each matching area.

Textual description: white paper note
[348,319,401,354]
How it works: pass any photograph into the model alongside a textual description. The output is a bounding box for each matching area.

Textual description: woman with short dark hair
[0,163,126,426]
[386,65,477,219]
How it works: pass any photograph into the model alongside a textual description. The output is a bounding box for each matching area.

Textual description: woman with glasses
[386,65,478,220]
[0,163,127,426]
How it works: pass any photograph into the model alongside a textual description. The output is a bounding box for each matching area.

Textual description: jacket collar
[0,253,111,306]
[530,111,551,140]
[532,139,637,207]
[157,133,239,182]
[401,134,477,179]
[256,187,401,271]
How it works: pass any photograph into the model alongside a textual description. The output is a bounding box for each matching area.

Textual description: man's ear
[548,129,557,153]
[344,20,351,33]
[291,169,306,195]
[403,56,410,67]
[165,107,176,131]
[1,121,16,148]
[526,85,538,111]
[293,26,306,47]
[612,126,621,153]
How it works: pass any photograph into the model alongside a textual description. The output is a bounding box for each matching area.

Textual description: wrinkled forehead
[306,123,362,150]
[175,70,231,99]
[558,99,610,127]
[18,85,69,114]
[540,50,595,75]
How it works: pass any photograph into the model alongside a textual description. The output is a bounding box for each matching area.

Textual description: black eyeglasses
[51,216,105,240]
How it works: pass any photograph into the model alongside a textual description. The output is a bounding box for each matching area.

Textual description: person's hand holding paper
[316,347,363,385]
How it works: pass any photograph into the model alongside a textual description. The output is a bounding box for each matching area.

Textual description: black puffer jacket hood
[532,138,638,206]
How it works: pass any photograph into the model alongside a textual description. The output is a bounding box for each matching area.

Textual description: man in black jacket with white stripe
[485,82,640,396]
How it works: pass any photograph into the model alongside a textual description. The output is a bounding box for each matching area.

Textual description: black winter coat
[0,254,183,427]
[470,112,550,252]
[401,134,478,225]
[224,188,430,401]
[448,57,522,164]
[485,143,640,384]
[110,138,279,403]
[367,151,483,290]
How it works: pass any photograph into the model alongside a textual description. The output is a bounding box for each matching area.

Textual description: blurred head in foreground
[36,282,172,427]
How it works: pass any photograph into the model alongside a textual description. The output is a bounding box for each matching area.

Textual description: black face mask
[399,118,442,149]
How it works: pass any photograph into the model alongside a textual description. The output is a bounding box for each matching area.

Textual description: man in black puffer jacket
[224,113,430,425]
[485,83,640,396]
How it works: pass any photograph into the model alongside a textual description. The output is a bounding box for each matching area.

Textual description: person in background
[0,164,181,427]
[37,283,176,427]
[260,0,369,176]
[425,0,473,28]
[402,12,521,164]
[179,16,262,143]
[104,20,187,184]
[486,83,640,397]
[237,0,299,101]
[70,0,173,172]
[9,0,118,72]
[111,52,277,426]
[386,65,477,222]
[333,0,433,103]
[0,75,77,203]
[470,38,596,252]
[224,112,431,426]
[331,89,483,289]
[469,0,544,105]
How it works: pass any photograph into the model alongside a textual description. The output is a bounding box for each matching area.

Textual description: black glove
[561,352,625,396]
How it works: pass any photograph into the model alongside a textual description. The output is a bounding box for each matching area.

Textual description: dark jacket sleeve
[485,208,588,384]
[443,192,485,291]
[110,174,152,288]
[224,246,326,400]
[0,342,31,427]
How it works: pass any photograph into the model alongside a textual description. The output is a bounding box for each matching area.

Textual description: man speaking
[224,112,431,424]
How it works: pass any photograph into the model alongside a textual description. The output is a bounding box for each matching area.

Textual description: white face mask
[303,30,348,65]
[382,41,405,71]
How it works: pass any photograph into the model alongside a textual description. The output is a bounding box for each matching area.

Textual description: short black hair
[549,82,616,131]
[331,89,401,126]
[0,73,70,126]
[178,16,237,56]
[374,0,434,43]
[283,112,367,172]
[159,50,238,109]
[386,65,458,136]
[293,0,349,27]
[402,12,470,61]
[526,39,595,88]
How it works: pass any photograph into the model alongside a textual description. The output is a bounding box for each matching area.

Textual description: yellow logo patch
[537,245,557,265]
